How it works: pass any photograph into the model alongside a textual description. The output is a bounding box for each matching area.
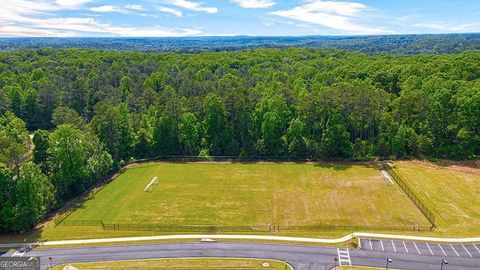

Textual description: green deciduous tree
[320,114,352,159]
[32,129,50,173]
[0,89,10,116]
[287,118,307,159]
[48,125,87,200]
[0,165,14,232]
[254,93,290,157]
[145,69,168,92]
[0,112,29,175]
[203,93,228,155]
[92,102,133,161]
[11,163,53,233]
[153,116,179,156]
[22,88,41,130]
[179,112,199,155]
[52,107,88,131]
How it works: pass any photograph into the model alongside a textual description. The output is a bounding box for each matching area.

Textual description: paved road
[2,241,480,270]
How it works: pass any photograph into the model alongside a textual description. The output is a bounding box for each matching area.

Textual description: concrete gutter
[1,232,479,248]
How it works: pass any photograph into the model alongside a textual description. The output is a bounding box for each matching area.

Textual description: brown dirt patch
[399,160,480,175]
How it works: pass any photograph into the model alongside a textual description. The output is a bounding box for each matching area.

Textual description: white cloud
[157,6,183,17]
[90,4,148,15]
[0,0,201,37]
[124,5,144,11]
[270,0,391,34]
[0,25,78,37]
[395,13,480,34]
[106,26,202,37]
[48,19,201,37]
[0,16,202,37]
[56,0,94,8]
[164,0,218,14]
[230,0,276,9]
[412,22,480,32]
[0,0,73,24]
[90,5,128,14]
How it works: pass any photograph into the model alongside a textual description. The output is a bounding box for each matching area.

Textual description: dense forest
[2,34,480,54]
[0,48,479,233]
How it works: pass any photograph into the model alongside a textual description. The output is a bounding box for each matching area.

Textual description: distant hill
[1,34,480,54]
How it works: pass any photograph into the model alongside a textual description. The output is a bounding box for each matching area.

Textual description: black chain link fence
[51,159,435,233]
[56,220,432,233]
[384,164,436,230]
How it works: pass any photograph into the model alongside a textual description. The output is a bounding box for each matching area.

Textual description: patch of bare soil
[403,160,480,175]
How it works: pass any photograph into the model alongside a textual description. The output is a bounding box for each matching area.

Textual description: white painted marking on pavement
[462,245,472,257]
[450,244,460,257]
[391,240,397,252]
[345,248,352,266]
[426,243,434,255]
[337,248,343,266]
[12,250,25,257]
[473,244,480,254]
[413,242,421,254]
[337,248,351,266]
[369,239,373,250]
[380,240,384,251]
[438,244,447,256]
[403,241,409,253]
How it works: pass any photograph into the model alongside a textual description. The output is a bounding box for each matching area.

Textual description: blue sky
[1,0,480,37]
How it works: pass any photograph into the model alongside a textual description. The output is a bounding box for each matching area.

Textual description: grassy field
[394,161,480,236]
[39,162,429,240]
[51,258,291,270]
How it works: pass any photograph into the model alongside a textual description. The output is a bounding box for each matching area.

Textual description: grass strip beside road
[51,258,292,270]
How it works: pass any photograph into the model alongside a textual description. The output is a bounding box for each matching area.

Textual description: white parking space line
[413,242,421,254]
[438,244,447,256]
[462,245,472,257]
[473,244,480,254]
[391,240,397,252]
[403,241,409,253]
[12,250,25,257]
[426,243,434,255]
[380,240,384,251]
[369,239,373,250]
[450,244,460,257]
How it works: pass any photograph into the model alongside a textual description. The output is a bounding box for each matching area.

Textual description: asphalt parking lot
[360,238,480,258]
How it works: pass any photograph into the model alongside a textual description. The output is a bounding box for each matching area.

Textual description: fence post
[384,164,437,228]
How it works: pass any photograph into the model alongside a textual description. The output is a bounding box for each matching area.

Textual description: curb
[49,257,295,270]
[1,232,479,249]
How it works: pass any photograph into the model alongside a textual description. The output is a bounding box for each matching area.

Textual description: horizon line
[1,32,479,39]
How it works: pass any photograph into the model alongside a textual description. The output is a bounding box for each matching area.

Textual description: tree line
[2,34,480,54]
[0,48,479,233]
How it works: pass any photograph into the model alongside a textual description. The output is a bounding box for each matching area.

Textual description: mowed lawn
[57,162,428,228]
[394,161,480,235]
[51,258,290,270]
